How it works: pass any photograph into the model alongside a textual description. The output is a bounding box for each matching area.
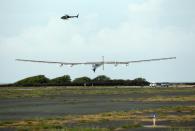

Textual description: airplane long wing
[104,57,176,65]
[16,57,176,72]
[17,57,175,65]
[16,59,83,65]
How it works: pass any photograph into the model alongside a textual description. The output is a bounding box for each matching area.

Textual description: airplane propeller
[114,61,118,67]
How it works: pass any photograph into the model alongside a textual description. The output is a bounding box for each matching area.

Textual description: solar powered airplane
[16,56,176,72]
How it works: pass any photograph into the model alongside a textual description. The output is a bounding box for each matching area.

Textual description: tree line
[13,75,150,87]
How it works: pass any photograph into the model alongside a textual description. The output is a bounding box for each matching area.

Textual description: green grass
[0,86,195,98]
[168,128,194,131]
[17,126,110,131]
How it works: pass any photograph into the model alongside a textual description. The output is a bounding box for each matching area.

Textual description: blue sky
[0,0,195,83]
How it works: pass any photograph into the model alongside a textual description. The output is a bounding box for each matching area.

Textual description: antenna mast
[102,56,104,70]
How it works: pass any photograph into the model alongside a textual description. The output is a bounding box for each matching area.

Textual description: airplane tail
[76,14,79,18]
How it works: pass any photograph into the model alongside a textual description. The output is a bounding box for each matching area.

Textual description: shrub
[49,75,71,85]
[15,75,49,86]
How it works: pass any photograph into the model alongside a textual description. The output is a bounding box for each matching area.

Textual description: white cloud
[128,0,162,13]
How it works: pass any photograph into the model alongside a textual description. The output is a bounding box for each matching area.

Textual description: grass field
[0,86,195,130]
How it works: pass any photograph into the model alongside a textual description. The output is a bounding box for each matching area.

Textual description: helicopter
[61,14,79,20]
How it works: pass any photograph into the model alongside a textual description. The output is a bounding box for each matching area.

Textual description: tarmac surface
[0,93,194,121]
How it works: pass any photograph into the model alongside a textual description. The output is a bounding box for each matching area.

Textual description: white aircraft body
[16,56,176,72]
